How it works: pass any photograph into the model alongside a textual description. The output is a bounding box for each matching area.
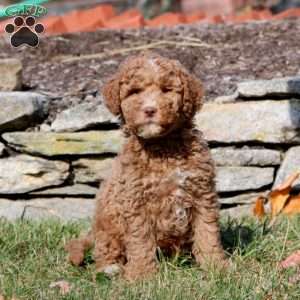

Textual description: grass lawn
[1,216,300,300]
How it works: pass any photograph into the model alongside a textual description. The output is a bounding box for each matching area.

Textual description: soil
[0,19,299,124]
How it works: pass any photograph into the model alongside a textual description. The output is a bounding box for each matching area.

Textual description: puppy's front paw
[102,264,122,277]
[95,264,123,281]
[123,263,157,282]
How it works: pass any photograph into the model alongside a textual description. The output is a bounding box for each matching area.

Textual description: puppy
[65,52,227,281]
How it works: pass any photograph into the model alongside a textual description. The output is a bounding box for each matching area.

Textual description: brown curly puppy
[65,52,227,281]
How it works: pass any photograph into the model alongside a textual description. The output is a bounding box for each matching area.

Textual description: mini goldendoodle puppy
[65,52,227,281]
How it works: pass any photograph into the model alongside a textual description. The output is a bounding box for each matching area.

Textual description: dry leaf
[270,172,300,218]
[0,295,4,300]
[269,190,290,218]
[276,172,300,191]
[282,195,300,215]
[279,250,300,269]
[49,280,72,295]
[253,196,266,218]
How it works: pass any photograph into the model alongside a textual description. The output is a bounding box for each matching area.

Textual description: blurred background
[1,0,300,15]
[1,0,300,34]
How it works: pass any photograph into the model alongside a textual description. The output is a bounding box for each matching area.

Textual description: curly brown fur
[65,230,93,266]
[65,52,227,281]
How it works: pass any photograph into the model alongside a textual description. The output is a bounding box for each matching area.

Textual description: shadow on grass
[155,218,271,268]
[221,218,270,255]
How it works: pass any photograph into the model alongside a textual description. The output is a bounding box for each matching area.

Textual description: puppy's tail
[65,230,94,266]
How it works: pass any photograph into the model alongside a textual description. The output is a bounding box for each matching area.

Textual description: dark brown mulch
[1,19,299,124]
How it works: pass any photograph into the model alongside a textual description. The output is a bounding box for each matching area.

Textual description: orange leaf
[282,195,300,215]
[269,190,290,217]
[279,250,300,269]
[270,172,300,217]
[253,196,266,218]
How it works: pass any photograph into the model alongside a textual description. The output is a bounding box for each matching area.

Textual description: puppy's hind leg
[65,230,94,266]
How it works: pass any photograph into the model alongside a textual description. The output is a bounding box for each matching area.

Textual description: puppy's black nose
[143,106,157,117]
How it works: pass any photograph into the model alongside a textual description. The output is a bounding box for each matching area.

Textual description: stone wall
[1,58,300,220]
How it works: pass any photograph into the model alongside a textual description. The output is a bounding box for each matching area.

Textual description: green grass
[1,216,300,300]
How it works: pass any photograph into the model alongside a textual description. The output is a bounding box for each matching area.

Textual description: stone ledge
[196,100,300,144]
[2,130,123,156]
[216,166,274,193]
[237,77,300,98]
[51,102,119,132]
[0,155,69,194]
[0,92,48,132]
[73,157,114,184]
[0,198,96,221]
[220,191,268,205]
[212,147,281,166]
[30,184,98,196]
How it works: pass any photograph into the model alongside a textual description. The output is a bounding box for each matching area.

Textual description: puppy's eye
[127,88,142,96]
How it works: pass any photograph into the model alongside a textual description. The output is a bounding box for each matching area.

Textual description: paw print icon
[5,16,44,48]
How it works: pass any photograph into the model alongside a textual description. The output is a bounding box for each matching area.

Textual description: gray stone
[0,155,69,194]
[0,92,48,132]
[0,199,25,220]
[238,77,300,98]
[214,91,238,103]
[0,58,22,91]
[0,198,95,221]
[22,198,95,220]
[216,167,274,193]
[3,130,123,157]
[40,124,51,132]
[51,102,119,132]
[273,146,300,188]
[212,147,281,166]
[0,142,4,156]
[219,192,268,205]
[30,184,98,196]
[196,100,300,144]
[73,157,114,184]
[221,204,253,219]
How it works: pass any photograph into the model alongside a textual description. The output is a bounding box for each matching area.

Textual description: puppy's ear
[180,70,204,120]
[102,75,121,116]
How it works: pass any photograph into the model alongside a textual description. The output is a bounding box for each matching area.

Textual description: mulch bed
[0,19,299,124]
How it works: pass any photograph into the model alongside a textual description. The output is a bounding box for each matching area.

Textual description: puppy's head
[103,52,203,139]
